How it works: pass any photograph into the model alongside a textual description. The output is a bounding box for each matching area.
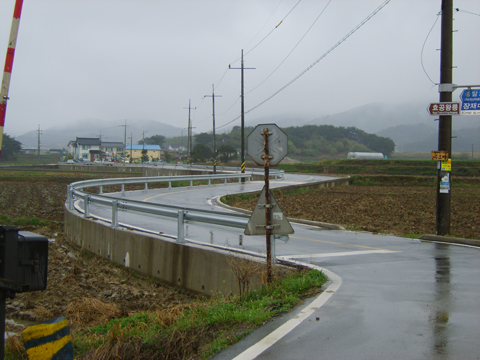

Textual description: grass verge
[6,269,327,360]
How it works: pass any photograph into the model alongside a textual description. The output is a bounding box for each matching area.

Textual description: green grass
[276,159,480,177]
[0,215,46,226]
[69,269,327,360]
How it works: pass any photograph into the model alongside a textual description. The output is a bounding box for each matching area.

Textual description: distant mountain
[376,123,437,152]
[16,119,184,150]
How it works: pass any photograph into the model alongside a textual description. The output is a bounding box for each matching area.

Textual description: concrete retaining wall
[64,209,264,296]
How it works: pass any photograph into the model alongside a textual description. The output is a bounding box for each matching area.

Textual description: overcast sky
[1,0,479,137]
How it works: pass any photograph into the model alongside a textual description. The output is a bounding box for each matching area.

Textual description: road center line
[291,235,401,252]
[280,249,398,260]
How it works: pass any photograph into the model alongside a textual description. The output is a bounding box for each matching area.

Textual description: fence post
[177,210,185,243]
[67,186,73,210]
[112,200,118,227]
[83,195,90,217]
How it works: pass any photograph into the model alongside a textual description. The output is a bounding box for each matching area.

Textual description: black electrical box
[0,226,48,293]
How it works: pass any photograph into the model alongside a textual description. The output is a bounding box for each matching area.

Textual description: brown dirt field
[225,185,480,240]
[0,182,193,334]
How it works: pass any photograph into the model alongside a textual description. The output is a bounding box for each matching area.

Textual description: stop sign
[247,124,288,166]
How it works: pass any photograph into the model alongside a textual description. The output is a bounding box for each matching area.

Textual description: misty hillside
[14,102,480,152]
[16,119,183,149]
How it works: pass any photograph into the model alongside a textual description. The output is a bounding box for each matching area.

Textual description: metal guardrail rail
[67,173,253,242]
[59,162,285,179]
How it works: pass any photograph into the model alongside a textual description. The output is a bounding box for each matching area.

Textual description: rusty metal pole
[263,128,272,283]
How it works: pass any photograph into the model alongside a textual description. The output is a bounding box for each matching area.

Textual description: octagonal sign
[247,123,288,166]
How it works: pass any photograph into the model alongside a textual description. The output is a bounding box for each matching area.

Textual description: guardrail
[142,163,285,179]
[67,173,252,243]
[59,162,285,179]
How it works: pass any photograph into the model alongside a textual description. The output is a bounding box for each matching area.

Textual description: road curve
[84,173,480,360]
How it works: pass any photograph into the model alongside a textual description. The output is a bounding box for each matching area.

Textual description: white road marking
[231,262,342,360]
[280,249,397,260]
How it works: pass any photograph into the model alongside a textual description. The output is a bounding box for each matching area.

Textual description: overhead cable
[243,0,302,57]
[420,11,441,85]
[217,0,392,129]
[246,0,333,95]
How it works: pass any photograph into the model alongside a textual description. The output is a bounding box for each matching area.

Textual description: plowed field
[224,185,480,240]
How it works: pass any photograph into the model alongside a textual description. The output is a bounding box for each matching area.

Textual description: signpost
[427,102,461,115]
[245,124,292,283]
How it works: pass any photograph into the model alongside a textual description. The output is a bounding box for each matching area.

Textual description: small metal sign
[247,124,288,166]
[431,151,449,161]
[244,187,294,236]
[427,102,461,115]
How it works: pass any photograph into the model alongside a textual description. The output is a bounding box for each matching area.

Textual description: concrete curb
[419,234,480,247]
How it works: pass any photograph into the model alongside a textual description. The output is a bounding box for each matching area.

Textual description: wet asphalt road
[82,174,480,360]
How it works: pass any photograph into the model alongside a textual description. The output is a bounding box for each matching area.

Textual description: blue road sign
[460,89,480,115]
[460,89,480,102]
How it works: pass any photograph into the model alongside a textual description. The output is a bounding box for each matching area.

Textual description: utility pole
[436,0,453,235]
[130,133,133,161]
[119,120,127,164]
[36,124,42,161]
[204,84,222,173]
[184,100,196,164]
[229,50,255,182]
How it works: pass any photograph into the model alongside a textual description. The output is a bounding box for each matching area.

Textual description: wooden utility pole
[436,0,453,235]
[204,84,221,173]
[229,50,255,181]
[36,124,42,162]
[184,100,196,164]
[120,120,127,164]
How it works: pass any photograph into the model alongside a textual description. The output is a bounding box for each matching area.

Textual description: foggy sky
[1,0,479,138]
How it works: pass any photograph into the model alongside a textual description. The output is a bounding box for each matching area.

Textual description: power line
[229,0,302,66]
[246,0,333,95]
[455,8,480,16]
[218,0,392,129]
[421,11,441,85]
[244,0,302,57]
[242,0,284,50]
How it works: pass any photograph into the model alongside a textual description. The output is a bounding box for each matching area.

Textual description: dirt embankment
[0,182,193,334]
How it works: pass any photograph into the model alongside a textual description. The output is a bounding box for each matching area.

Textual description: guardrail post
[144,183,148,191]
[190,180,193,188]
[177,210,185,243]
[111,200,118,227]
[271,235,276,264]
[99,185,103,194]
[168,181,172,189]
[121,184,125,196]
[224,178,227,185]
[208,179,211,186]
[67,185,73,210]
[83,195,90,217]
